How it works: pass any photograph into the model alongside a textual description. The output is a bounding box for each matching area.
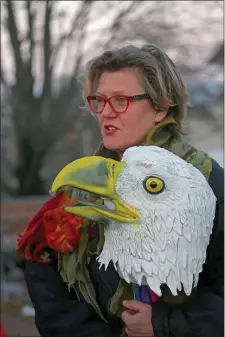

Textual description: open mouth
[50,156,139,224]
[104,125,118,131]
[103,125,118,136]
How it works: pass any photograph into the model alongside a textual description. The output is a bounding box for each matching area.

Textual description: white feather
[98,146,216,298]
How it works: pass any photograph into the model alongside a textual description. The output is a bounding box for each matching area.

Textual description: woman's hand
[121,300,154,337]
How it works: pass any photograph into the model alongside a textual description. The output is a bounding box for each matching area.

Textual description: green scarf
[58,114,212,323]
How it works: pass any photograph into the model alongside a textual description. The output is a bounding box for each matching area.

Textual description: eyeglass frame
[86,93,151,114]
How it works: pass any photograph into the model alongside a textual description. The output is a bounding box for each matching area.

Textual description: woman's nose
[101,101,117,117]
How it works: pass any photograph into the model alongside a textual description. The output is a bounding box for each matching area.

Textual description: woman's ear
[154,109,168,123]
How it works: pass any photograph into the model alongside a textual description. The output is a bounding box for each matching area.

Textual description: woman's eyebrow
[95,91,106,96]
[96,90,128,96]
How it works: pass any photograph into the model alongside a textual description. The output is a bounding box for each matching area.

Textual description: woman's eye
[96,97,105,106]
[96,97,104,103]
[116,96,126,104]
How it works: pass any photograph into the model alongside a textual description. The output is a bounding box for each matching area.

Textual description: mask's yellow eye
[143,176,165,194]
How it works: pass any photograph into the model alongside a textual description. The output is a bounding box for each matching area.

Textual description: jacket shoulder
[209,159,224,200]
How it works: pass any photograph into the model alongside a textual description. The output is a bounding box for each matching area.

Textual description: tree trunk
[15,137,46,195]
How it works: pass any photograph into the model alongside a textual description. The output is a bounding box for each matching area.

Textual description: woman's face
[95,67,167,153]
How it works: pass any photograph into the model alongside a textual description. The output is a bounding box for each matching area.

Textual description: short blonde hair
[84,44,189,130]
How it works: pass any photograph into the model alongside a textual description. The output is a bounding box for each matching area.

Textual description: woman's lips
[103,125,118,136]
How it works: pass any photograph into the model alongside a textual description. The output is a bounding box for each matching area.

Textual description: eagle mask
[51,146,216,297]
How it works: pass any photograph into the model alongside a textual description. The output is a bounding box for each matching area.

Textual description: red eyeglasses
[87,94,151,114]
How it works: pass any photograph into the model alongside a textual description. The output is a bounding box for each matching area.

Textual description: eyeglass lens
[89,96,129,113]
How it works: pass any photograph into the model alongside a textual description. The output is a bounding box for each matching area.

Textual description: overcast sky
[1,1,223,85]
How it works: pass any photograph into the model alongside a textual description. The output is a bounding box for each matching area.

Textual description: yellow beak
[50,156,139,223]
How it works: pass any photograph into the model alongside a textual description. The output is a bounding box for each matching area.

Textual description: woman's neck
[119,140,147,159]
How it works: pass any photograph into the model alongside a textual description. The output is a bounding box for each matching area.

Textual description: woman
[20,44,224,337]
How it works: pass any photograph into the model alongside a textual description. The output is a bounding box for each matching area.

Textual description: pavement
[1,272,40,337]
[1,313,39,337]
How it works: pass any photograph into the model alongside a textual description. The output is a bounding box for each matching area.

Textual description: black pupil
[150,181,157,189]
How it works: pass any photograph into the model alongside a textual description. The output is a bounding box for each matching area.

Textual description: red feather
[17,192,95,263]
[0,322,7,337]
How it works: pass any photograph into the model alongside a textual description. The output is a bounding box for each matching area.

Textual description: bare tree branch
[42,1,53,99]
[0,64,9,92]
[25,1,35,72]
[4,0,23,80]
[48,0,94,118]
[50,1,93,68]
[70,2,94,73]
[103,1,143,49]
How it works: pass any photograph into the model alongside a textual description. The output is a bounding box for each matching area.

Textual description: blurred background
[1,1,224,335]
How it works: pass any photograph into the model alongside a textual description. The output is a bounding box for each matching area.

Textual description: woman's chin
[102,138,122,152]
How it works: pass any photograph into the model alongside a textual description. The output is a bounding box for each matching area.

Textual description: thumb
[123,300,145,313]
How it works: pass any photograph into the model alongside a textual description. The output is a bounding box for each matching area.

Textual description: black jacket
[24,159,224,337]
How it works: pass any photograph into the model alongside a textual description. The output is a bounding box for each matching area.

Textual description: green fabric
[58,113,212,321]
[58,231,107,321]
[145,114,212,180]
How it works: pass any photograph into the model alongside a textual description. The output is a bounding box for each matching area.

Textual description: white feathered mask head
[51,146,216,297]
